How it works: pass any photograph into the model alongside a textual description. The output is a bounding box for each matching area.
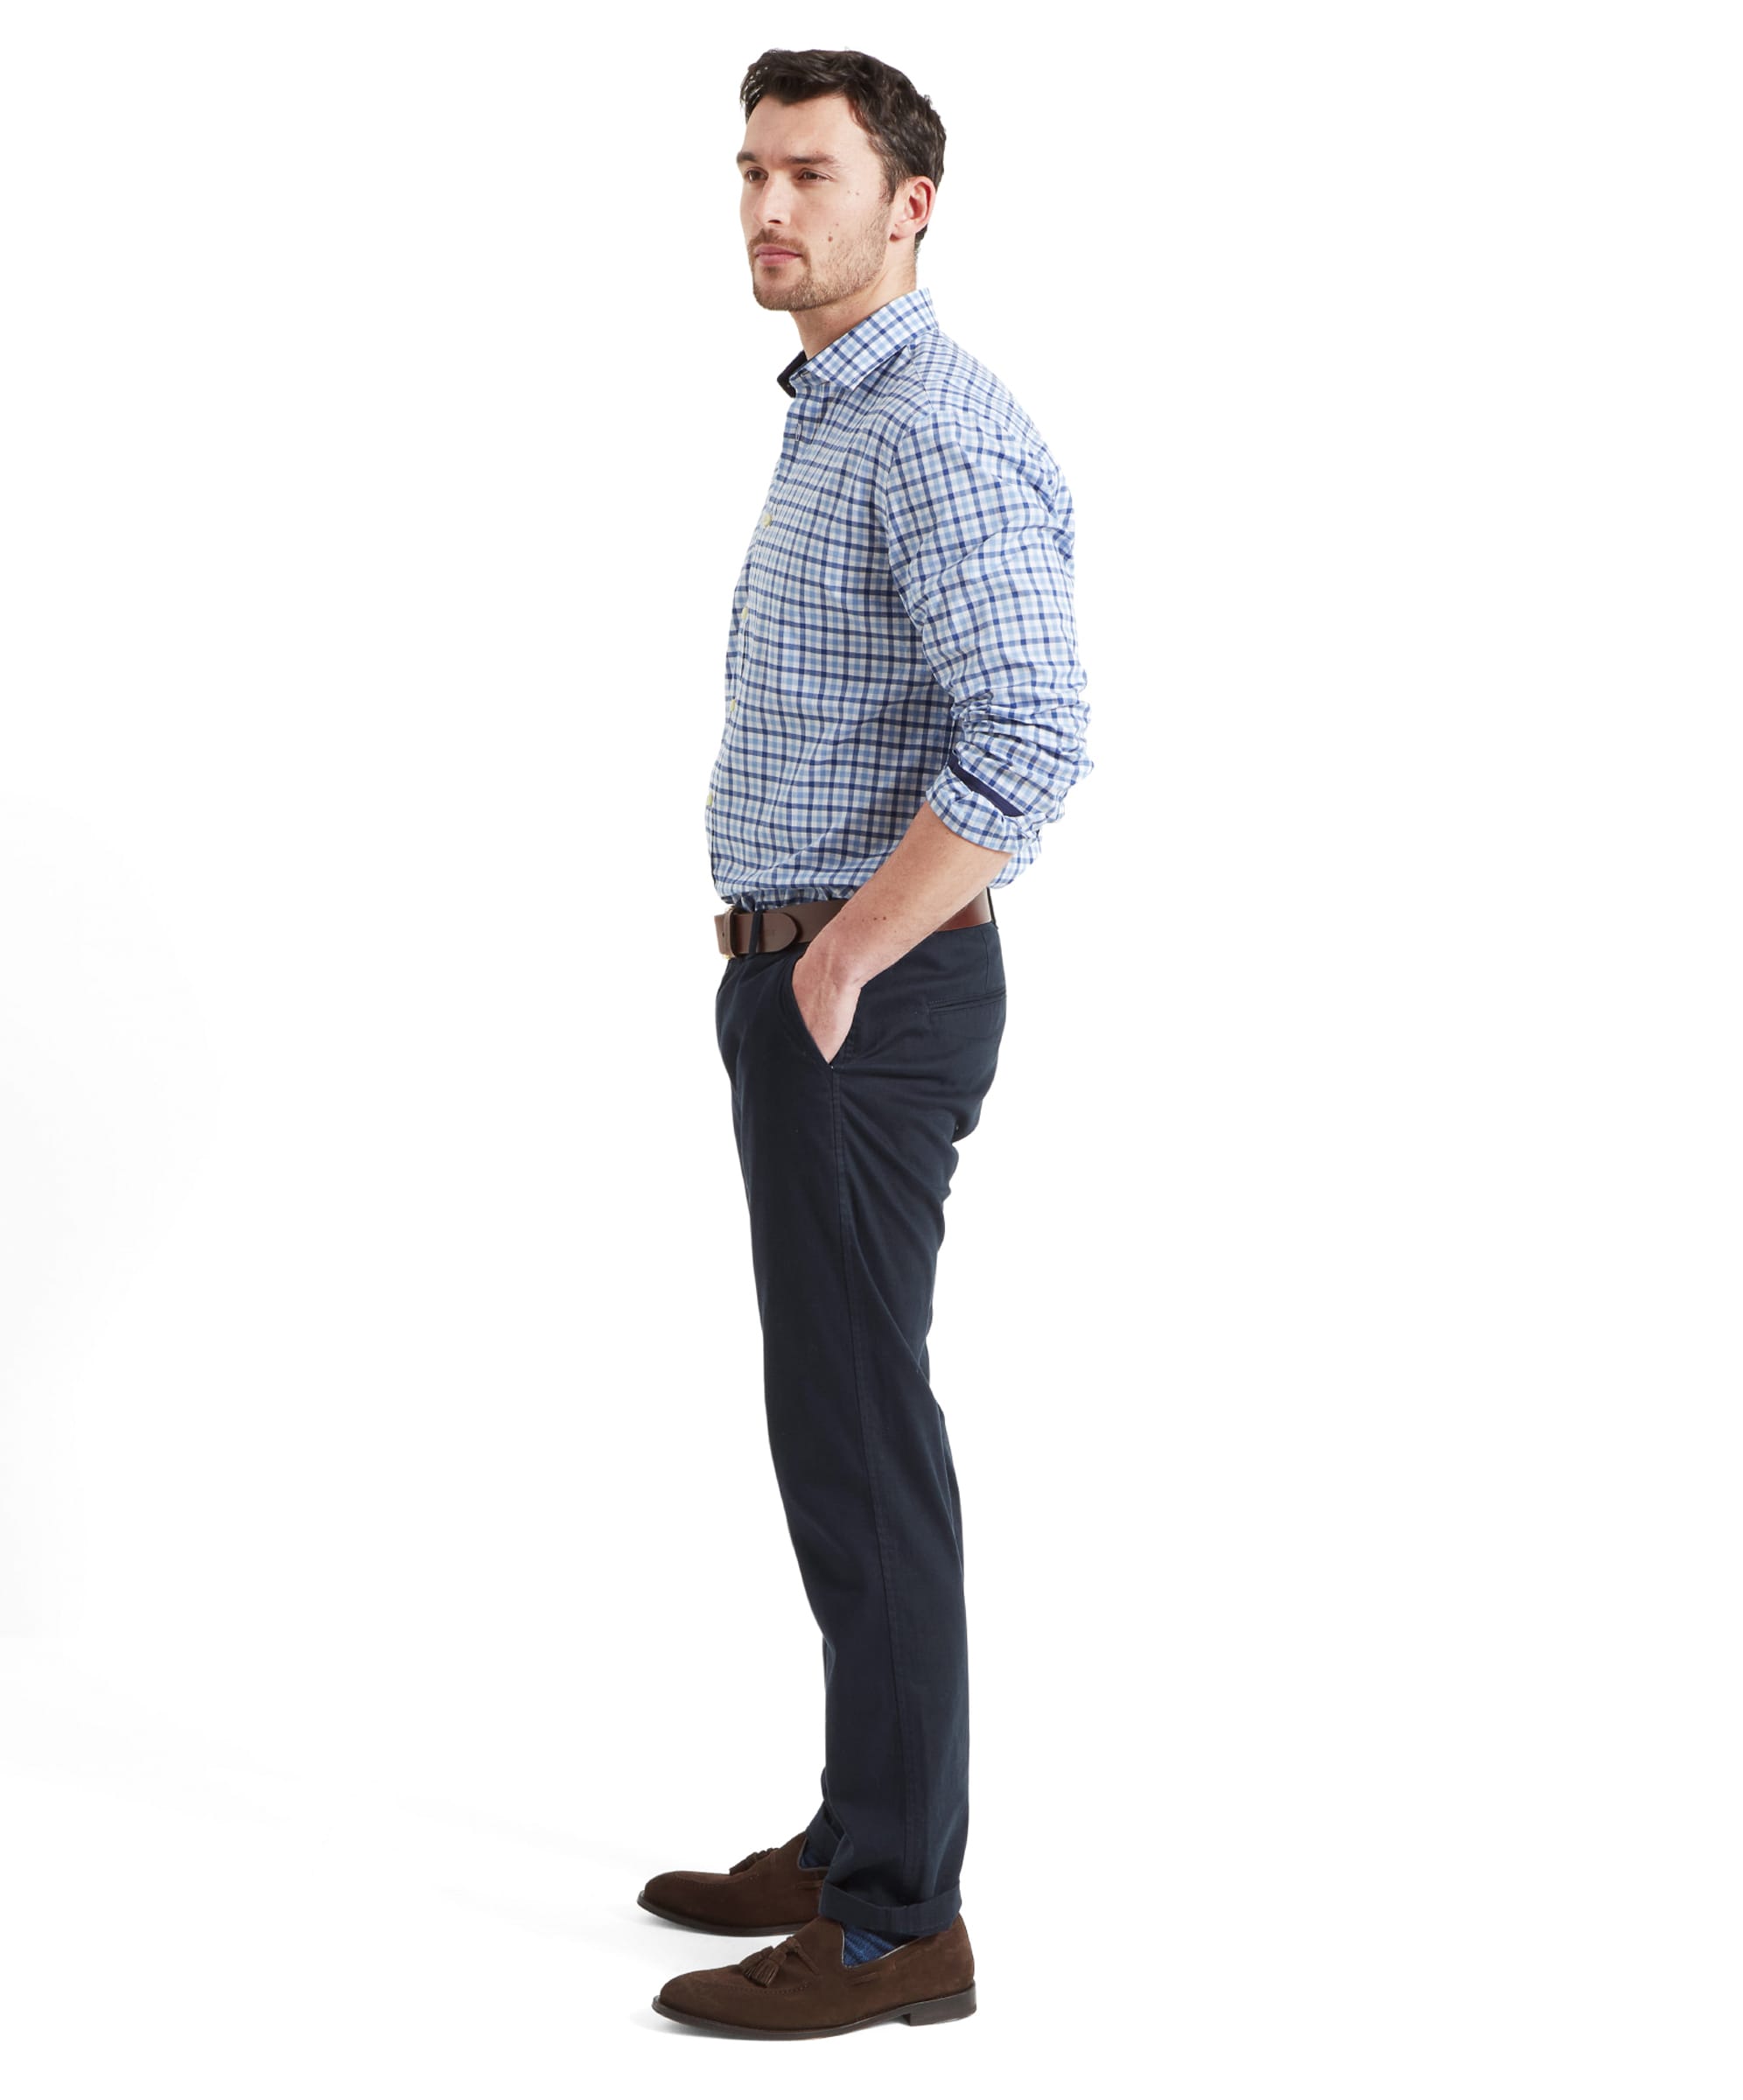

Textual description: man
[641,48,1092,2039]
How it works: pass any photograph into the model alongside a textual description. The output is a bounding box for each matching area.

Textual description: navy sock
[840,1924,920,1966]
[798,1836,829,1868]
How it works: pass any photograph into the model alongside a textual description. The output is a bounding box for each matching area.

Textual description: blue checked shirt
[705,284,1092,909]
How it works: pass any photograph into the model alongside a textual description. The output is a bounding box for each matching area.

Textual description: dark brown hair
[740,49,946,248]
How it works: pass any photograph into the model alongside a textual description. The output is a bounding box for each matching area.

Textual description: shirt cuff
[925,758,1033,853]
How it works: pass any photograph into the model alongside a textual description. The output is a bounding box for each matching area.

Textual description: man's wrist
[806,922,884,992]
[797,804,1012,990]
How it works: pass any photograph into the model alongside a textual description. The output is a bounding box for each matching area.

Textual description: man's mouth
[757,248,801,262]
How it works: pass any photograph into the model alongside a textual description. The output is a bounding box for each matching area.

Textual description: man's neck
[793,276,919,360]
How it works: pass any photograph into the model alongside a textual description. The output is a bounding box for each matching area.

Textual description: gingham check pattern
[705,285,1092,908]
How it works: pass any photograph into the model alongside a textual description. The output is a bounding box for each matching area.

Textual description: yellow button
[707,791,714,807]
[760,508,774,527]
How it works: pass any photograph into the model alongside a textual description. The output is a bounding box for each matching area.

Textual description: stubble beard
[751,210,892,313]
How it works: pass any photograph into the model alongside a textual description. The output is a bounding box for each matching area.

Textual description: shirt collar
[776,285,937,398]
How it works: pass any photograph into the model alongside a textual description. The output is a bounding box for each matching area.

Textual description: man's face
[738,92,907,312]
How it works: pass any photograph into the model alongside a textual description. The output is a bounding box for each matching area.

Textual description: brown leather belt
[715,887,993,957]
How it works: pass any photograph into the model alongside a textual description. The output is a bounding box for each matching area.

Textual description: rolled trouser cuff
[817,1880,962,1938]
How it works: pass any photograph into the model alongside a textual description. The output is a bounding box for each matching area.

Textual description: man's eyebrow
[735,149,844,168]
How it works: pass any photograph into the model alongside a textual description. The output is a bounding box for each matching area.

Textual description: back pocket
[922,987,1006,1036]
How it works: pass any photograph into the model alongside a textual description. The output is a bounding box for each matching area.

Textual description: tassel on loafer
[637,1830,826,1936]
[652,1912,976,2039]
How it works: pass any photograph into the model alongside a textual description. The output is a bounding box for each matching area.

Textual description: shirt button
[707,791,714,808]
[760,508,774,527]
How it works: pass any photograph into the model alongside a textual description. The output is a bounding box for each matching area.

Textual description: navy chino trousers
[714,910,1007,1938]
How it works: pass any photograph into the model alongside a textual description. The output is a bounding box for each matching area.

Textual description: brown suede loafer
[637,1831,826,1935]
[651,1912,976,2038]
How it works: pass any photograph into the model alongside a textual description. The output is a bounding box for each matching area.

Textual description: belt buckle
[722,903,801,956]
[719,906,760,957]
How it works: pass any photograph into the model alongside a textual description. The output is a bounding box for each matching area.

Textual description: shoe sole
[650,1983,977,2037]
[636,1892,819,1936]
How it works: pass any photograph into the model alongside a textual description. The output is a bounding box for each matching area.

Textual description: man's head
[737,49,946,318]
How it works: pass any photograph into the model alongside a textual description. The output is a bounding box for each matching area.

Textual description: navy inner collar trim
[777,349,808,397]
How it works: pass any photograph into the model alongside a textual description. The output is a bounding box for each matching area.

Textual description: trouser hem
[817,1881,962,1937]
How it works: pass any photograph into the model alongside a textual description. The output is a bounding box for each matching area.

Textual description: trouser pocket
[777,944,862,1070]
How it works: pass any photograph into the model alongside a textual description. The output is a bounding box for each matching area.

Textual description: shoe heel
[905,1984,976,2025]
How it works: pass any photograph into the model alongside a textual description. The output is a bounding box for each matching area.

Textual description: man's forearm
[808,802,1012,990]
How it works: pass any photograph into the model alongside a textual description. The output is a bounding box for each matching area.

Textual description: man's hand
[785,803,1013,1061]
[790,947,863,1064]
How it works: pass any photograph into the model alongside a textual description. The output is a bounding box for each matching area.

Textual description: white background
[2,4,1738,2093]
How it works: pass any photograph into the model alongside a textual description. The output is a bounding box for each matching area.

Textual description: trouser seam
[827,1068,920,1895]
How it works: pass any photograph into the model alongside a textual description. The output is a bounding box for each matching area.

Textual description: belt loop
[749,907,764,956]
[987,886,998,926]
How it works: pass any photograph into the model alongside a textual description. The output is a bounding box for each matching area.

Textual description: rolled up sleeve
[877,409,1093,853]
